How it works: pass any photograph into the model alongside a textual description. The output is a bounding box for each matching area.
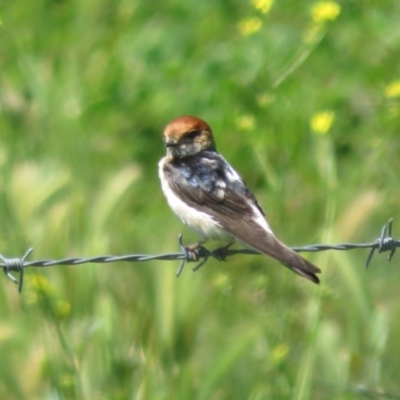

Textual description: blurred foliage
[1,0,400,398]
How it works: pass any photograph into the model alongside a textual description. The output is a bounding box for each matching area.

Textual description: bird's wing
[163,152,320,283]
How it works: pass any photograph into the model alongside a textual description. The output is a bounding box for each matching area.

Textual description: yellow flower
[311,111,335,134]
[384,80,400,98]
[56,300,71,319]
[272,343,289,363]
[252,0,274,14]
[29,274,54,295]
[311,1,341,23]
[236,115,256,130]
[257,93,274,106]
[238,18,262,36]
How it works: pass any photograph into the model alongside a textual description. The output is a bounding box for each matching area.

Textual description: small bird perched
[158,116,321,283]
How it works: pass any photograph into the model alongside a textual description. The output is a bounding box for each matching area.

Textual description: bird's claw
[176,234,209,276]
[210,242,233,261]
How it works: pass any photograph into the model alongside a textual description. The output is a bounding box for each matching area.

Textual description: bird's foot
[211,242,233,261]
[192,242,233,272]
[184,243,202,262]
[177,234,208,276]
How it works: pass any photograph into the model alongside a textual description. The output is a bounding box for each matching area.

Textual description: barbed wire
[1,219,398,293]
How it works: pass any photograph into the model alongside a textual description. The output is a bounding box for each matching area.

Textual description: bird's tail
[223,219,321,283]
[280,254,320,284]
[247,233,321,284]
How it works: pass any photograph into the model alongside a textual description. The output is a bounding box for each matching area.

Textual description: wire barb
[366,218,397,269]
[0,248,33,293]
[1,219,399,293]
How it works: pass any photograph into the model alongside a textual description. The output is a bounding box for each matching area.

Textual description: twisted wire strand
[1,219,398,293]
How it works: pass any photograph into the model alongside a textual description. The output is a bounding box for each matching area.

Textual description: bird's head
[163,116,216,159]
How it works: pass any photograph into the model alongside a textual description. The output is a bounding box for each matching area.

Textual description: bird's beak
[165,140,179,148]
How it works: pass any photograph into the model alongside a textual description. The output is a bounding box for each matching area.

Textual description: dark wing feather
[164,152,320,283]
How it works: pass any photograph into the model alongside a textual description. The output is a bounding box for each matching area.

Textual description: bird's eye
[186,130,201,139]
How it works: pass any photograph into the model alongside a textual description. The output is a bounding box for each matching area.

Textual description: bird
[158,115,321,283]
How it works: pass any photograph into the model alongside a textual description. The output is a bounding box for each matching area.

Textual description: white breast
[158,158,229,242]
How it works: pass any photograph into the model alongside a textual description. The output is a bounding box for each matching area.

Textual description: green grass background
[1,0,400,398]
